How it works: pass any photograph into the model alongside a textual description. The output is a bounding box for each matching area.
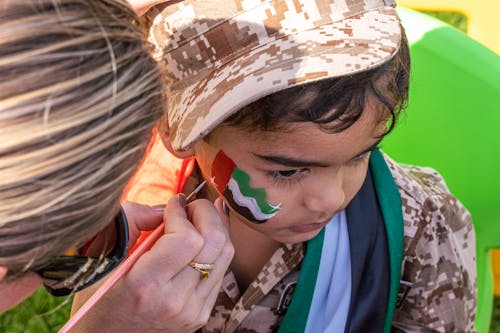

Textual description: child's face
[194,104,386,245]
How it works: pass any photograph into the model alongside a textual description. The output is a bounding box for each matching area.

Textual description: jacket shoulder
[383,153,477,333]
[383,153,473,234]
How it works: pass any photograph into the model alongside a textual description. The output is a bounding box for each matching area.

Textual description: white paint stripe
[227,178,277,221]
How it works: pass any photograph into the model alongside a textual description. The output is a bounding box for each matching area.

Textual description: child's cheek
[211,150,281,224]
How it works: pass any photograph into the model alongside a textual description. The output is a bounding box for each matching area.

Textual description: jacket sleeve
[388,162,477,333]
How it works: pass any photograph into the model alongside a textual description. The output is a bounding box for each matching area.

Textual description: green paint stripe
[370,149,404,333]
[232,168,279,214]
[277,229,325,333]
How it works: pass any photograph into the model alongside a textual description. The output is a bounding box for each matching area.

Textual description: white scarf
[305,210,352,333]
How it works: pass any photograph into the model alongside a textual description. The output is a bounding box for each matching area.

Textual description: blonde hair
[0,0,164,273]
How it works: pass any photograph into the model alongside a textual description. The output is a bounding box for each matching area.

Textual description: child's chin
[276,227,325,245]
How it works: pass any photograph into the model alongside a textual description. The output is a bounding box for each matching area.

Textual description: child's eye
[267,168,308,186]
[351,153,370,164]
[275,169,302,178]
[349,145,380,166]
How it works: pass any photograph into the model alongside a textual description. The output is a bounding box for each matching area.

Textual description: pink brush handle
[59,222,165,333]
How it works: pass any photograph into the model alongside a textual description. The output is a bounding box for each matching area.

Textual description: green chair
[385,8,500,332]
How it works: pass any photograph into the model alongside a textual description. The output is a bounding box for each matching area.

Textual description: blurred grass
[0,9,493,333]
[492,298,500,333]
[424,11,468,32]
[0,288,72,332]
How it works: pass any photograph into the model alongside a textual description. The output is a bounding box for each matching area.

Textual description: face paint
[211,150,280,224]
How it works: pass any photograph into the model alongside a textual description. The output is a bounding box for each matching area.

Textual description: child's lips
[288,220,329,233]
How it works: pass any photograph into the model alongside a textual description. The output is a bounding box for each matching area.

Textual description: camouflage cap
[149,0,402,151]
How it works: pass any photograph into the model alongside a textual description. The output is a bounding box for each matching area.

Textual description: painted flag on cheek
[211,150,280,224]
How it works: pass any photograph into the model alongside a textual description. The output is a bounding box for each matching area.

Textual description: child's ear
[157,112,195,159]
[0,266,8,281]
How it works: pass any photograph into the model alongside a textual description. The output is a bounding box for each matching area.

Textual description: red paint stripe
[212,150,236,194]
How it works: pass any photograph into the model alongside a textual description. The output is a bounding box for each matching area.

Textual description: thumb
[121,201,164,246]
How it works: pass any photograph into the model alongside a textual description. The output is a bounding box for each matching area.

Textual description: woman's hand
[71,195,234,333]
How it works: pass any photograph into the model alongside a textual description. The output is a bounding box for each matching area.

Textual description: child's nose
[303,172,345,214]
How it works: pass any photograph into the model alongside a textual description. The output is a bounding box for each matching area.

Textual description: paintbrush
[59,180,207,333]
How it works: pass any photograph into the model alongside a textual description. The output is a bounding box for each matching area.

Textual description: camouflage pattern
[386,155,477,333]
[201,243,303,333]
[193,154,476,333]
[148,0,402,151]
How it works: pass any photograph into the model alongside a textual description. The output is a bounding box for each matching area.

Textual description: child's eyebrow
[254,138,383,168]
[254,154,330,168]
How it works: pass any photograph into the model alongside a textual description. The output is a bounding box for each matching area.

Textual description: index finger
[187,199,228,238]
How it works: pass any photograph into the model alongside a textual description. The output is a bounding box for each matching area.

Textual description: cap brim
[167,7,401,151]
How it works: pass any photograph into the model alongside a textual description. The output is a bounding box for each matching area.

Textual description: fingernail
[151,205,165,213]
[178,193,186,209]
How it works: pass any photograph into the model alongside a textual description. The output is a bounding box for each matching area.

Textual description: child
[75,0,476,331]
[151,0,478,331]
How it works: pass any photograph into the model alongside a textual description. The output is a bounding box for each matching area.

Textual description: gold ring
[188,261,214,280]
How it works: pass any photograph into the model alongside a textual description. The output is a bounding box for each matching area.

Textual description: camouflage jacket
[200,154,476,333]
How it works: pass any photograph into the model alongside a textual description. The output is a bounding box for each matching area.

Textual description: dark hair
[224,28,410,136]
